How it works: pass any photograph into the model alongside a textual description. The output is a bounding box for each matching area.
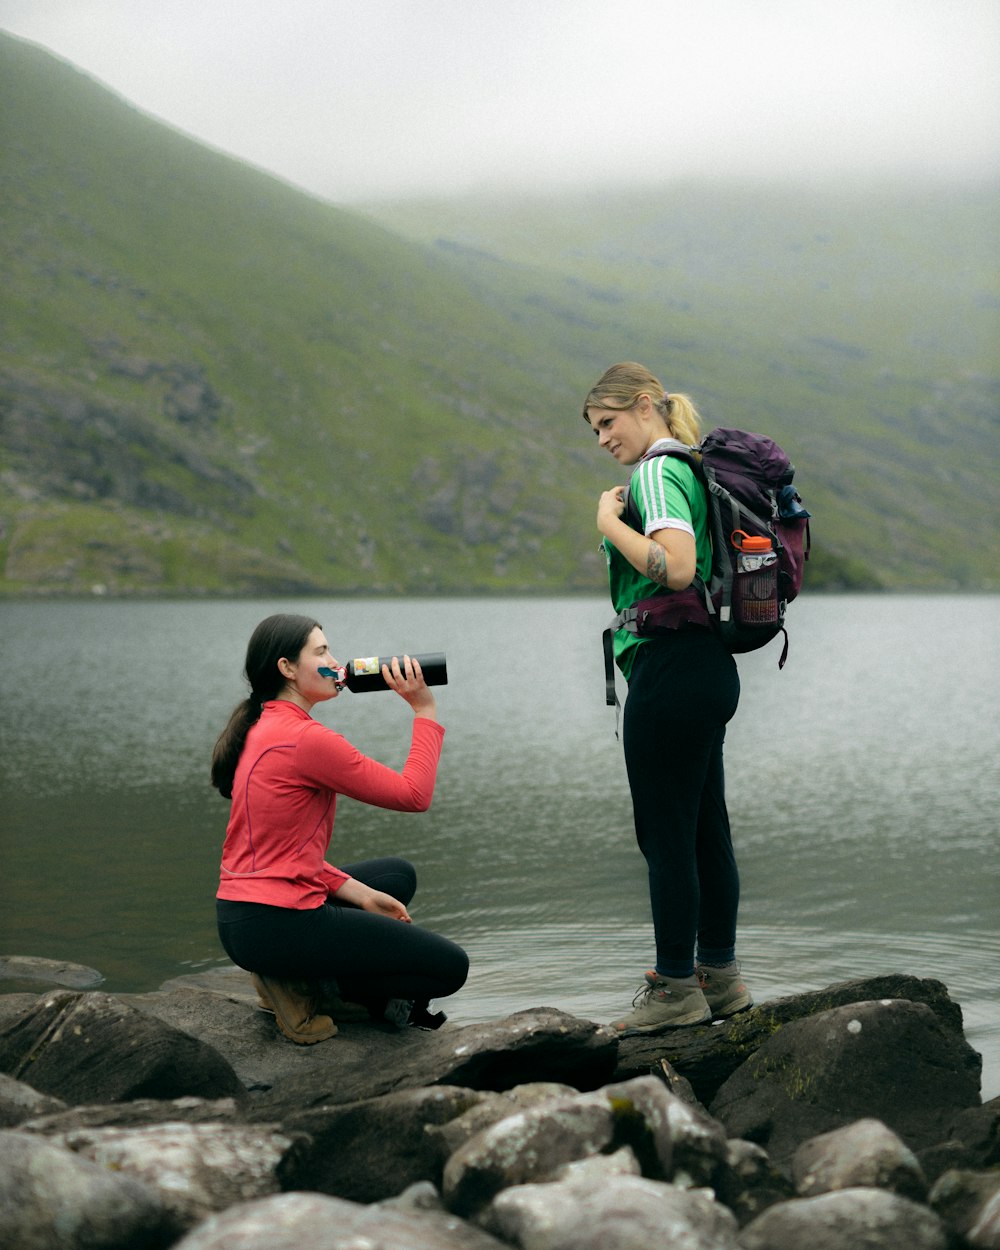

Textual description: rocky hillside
[1,30,997,596]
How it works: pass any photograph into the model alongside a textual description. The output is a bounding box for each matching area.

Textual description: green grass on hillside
[1,30,997,597]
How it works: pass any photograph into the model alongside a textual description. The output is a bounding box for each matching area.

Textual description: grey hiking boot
[382,997,415,1029]
[380,998,448,1030]
[609,971,711,1037]
[697,964,753,1019]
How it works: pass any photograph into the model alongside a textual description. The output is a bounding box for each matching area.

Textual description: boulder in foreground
[0,989,245,1105]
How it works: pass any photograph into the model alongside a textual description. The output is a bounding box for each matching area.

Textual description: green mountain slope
[366,186,1000,592]
[1,30,997,597]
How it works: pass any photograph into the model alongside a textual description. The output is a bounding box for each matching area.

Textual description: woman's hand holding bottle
[382,655,437,719]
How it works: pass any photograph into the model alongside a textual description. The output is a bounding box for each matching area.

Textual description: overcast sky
[1,0,998,203]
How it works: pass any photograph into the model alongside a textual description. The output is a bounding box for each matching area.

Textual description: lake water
[1,594,998,1099]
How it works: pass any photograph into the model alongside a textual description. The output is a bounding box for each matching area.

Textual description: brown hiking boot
[252,974,370,1024]
[252,973,337,1044]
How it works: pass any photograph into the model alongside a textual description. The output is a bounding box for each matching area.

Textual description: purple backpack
[604,428,811,704]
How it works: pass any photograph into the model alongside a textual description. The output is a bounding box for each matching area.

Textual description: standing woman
[210,613,468,1044]
[583,362,753,1036]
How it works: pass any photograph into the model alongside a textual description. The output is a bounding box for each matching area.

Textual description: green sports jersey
[603,443,713,682]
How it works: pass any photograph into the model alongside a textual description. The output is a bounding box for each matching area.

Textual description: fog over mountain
[1,19,996,597]
[1,0,997,202]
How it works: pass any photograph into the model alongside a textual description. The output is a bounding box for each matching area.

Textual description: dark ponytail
[210,613,321,799]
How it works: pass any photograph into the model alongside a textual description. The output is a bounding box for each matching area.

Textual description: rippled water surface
[2,594,997,1096]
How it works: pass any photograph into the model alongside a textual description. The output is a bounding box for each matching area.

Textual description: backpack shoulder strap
[622,439,701,532]
[606,441,712,720]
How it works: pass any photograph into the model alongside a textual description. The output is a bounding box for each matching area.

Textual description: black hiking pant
[216,857,469,1006]
[622,630,742,978]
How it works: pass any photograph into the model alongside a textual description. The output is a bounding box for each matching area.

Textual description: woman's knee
[384,856,417,885]
[343,856,417,902]
[382,856,417,901]
[443,939,470,993]
[410,930,469,996]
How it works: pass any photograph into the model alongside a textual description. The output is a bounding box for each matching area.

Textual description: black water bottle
[341,652,448,693]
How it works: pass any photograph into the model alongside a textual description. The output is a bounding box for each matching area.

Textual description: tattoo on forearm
[645,541,670,587]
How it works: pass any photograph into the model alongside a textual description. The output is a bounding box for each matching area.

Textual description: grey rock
[919,1094,1000,1181]
[103,350,160,379]
[555,1144,643,1183]
[715,1138,796,1227]
[0,989,246,1105]
[429,1082,579,1157]
[159,965,258,1000]
[0,1128,171,1249]
[0,370,251,526]
[312,999,618,1098]
[275,1084,482,1203]
[138,983,616,1104]
[443,1089,616,1218]
[128,984,313,1092]
[163,368,222,425]
[791,1118,928,1201]
[516,1072,724,1192]
[969,1193,1000,1250]
[655,1054,702,1106]
[615,973,970,1105]
[0,1070,66,1127]
[172,1189,509,1249]
[0,955,104,990]
[169,1192,387,1250]
[929,1168,1000,1249]
[601,1073,729,1187]
[0,992,39,1029]
[487,1172,739,1250]
[442,1075,730,1221]
[48,1120,298,1231]
[0,965,990,1250]
[710,998,981,1168]
[22,1094,245,1134]
[949,1096,1000,1166]
[738,1187,950,1250]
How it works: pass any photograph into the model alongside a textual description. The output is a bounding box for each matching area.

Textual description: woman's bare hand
[382,655,437,718]
[597,486,626,536]
[360,888,412,923]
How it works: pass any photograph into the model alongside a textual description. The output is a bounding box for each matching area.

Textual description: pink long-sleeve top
[217,699,445,909]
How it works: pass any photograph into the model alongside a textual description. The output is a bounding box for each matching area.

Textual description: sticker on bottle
[352,656,382,676]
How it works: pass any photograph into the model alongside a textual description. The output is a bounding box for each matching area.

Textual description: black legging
[622,630,741,978]
[216,857,468,1006]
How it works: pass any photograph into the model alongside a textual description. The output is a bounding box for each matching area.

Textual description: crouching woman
[210,613,469,1044]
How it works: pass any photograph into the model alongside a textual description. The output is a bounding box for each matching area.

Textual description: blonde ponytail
[660,392,701,447]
